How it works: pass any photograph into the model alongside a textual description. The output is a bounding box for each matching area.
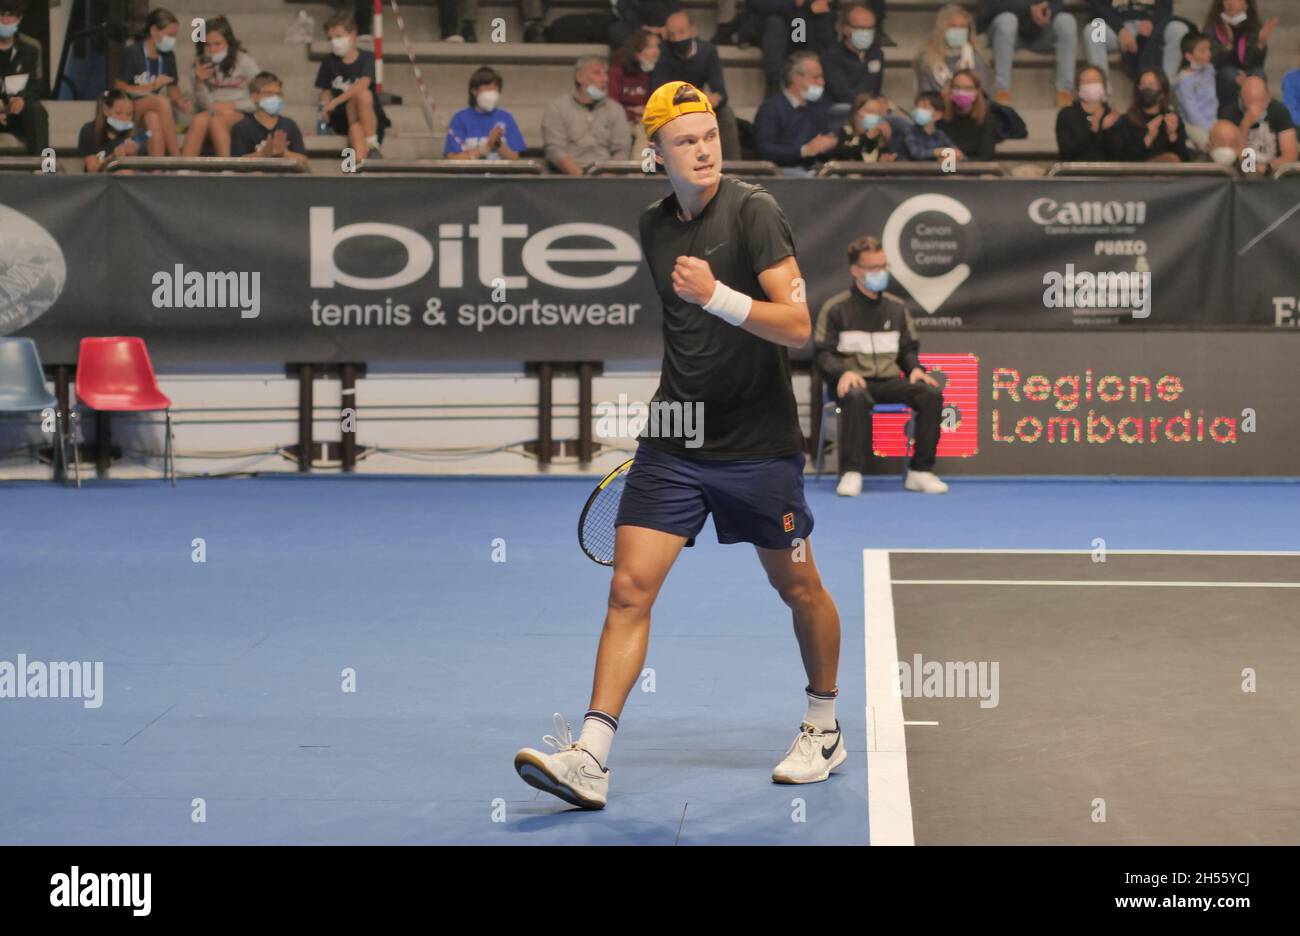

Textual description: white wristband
[702,281,753,326]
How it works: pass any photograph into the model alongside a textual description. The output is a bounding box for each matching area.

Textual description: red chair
[75,337,175,485]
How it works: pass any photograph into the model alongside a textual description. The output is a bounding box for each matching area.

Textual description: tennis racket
[577,458,633,566]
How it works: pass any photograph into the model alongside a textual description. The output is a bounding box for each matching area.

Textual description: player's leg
[755,539,848,783]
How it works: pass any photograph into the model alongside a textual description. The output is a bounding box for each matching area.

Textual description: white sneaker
[514,713,609,809]
[905,470,949,494]
[836,470,862,497]
[772,720,847,784]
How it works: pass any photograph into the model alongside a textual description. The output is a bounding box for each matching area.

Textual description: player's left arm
[671,254,811,348]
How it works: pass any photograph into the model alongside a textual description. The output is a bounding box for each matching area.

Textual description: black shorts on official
[614,442,814,550]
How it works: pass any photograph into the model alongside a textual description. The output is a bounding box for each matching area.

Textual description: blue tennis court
[3,474,1294,845]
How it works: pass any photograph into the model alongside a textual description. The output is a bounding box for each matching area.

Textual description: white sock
[577,710,617,769]
[804,687,838,732]
[365,134,380,148]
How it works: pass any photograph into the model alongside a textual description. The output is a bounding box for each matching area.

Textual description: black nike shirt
[637,175,804,459]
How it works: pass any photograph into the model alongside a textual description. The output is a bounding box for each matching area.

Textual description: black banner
[1234,177,1300,330]
[0,175,1262,365]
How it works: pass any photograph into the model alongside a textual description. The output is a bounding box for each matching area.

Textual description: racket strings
[581,474,626,565]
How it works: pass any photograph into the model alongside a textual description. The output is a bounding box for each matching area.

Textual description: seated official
[814,235,948,497]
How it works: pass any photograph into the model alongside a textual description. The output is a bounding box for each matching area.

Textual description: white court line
[904,721,939,726]
[892,579,1300,588]
[864,549,914,847]
[881,548,1300,556]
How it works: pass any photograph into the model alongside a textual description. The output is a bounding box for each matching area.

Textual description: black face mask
[1139,88,1161,107]
[668,38,694,57]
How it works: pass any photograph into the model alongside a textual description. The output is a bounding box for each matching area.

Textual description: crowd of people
[1,0,1297,174]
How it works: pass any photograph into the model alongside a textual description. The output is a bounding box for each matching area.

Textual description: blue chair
[0,338,80,486]
[814,384,913,483]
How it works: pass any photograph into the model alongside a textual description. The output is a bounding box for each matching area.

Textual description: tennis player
[514,81,846,809]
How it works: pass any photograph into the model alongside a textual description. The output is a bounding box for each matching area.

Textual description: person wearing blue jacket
[753,51,835,174]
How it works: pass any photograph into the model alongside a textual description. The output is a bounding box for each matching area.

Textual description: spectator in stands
[1207,117,1244,166]
[1219,74,1298,170]
[184,16,258,158]
[316,11,389,161]
[754,50,834,175]
[79,88,160,172]
[610,30,660,155]
[444,2,547,44]
[821,2,885,124]
[915,5,992,97]
[611,2,681,48]
[115,8,190,157]
[1055,63,1123,159]
[815,235,948,497]
[443,66,525,160]
[829,91,898,162]
[750,0,837,97]
[1084,1,1191,84]
[902,91,960,161]
[1284,55,1300,125]
[1173,31,1217,149]
[1112,67,1189,161]
[0,0,47,156]
[230,71,308,165]
[651,10,742,159]
[938,69,998,160]
[1205,0,1276,108]
[978,1,1078,107]
[542,55,631,174]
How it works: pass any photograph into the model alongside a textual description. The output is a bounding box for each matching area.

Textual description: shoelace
[791,724,825,759]
[542,712,581,752]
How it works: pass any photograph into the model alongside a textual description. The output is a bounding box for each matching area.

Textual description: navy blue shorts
[614,442,814,549]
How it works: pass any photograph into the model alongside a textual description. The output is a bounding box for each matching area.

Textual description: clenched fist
[672,255,718,306]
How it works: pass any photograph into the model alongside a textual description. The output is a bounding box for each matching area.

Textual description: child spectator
[902,91,960,161]
[1173,32,1217,149]
[0,0,47,155]
[1113,67,1189,162]
[829,92,897,162]
[915,5,991,97]
[938,69,998,160]
[114,8,191,157]
[1056,64,1123,160]
[1205,0,1276,107]
[443,66,525,160]
[315,11,389,160]
[185,16,259,157]
[230,71,308,164]
[78,88,160,172]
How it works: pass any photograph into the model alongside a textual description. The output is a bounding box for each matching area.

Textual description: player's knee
[607,570,654,616]
[774,578,818,612]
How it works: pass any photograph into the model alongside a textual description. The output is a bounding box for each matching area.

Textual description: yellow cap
[642,81,717,140]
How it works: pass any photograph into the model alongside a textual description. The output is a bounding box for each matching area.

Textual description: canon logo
[1028,198,1147,227]
[309,206,641,292]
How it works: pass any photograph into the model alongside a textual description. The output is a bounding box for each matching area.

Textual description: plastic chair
[814,384,912,483]
[0,338,80,486]
[75,337,175,485]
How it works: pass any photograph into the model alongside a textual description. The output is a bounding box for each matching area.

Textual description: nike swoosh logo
[705,242,727,255]
[822,733,841,759]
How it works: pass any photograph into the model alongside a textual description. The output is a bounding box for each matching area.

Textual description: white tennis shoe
[772,720,847,784]
[514,713,609,809]
[905,470,949,494]
[836,471,863,497]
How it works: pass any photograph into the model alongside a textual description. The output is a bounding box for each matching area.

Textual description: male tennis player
[514,81,845,809]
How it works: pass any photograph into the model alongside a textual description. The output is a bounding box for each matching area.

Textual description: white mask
[476,89,500,111]
[637,57,656,73]
[1211,147,1239,165]
[210,49,228,64]
[803,82,824,103]
[1221,11,1248,26]
[330,35,352,55]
